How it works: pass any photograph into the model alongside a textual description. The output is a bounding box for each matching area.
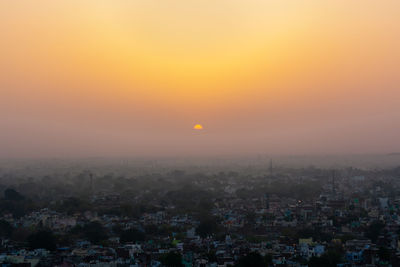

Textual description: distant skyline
[1,0,399,158]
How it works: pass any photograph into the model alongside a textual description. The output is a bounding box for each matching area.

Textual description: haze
[1,0,399,158]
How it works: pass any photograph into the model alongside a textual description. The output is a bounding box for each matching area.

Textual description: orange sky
[1,0,399,157]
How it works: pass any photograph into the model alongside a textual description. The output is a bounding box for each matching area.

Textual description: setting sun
[193,124,204,130]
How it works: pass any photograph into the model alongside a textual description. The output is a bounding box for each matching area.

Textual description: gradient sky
[1,0,399,157]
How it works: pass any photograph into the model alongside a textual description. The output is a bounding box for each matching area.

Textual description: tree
[205,250,217,262]
[120,228,145,243]
[28,230,57,251]
[245,211,256,225]
[161,252,183,267]
[0,220,13,237]
[0,197,32,218]
[235,252,266,267]
[120,203,140,218]
[308,249,343,267]
[378,246,391,262]
[196,218,220,238]
[74,222,108,244]
[56,197,90,215]
[4,188,24,201]
[365,220,385,243]
[264,254,273,265]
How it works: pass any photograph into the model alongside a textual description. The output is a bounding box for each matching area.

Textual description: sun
[193,124,204,130]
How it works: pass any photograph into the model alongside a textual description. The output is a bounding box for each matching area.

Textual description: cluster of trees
[234,252,273,267]
[280,226,334,243]
[160,252,183,267]
[234,250,343,267]
[196,217,221,238]
[28,230,57,251]
[236,180,323,201]
[0,188,37,218]
[308,247,343,267]
[70,222,109,244]
[0,220,58,251]
[113,225,145,243]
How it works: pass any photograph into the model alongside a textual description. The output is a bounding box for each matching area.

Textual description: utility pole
[89,172,93,194]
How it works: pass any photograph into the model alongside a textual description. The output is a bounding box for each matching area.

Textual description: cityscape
[1,1,400,266]
[0,157,400,266]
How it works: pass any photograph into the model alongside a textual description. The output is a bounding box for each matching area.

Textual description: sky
[1,0,399,158]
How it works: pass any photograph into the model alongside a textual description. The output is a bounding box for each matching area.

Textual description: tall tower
[269,159,273,176]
